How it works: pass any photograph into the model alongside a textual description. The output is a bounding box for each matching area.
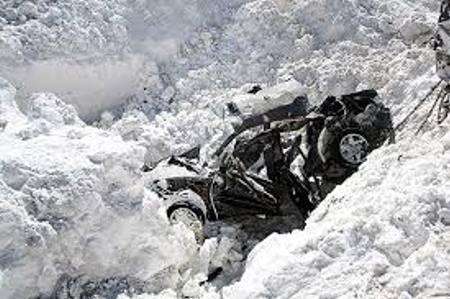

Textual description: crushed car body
[145,82,395,240]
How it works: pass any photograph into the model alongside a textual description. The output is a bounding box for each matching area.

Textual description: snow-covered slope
[223,131,450,298]
[0,0,449,298]
[0,0,250,121]
[114,0,442,165]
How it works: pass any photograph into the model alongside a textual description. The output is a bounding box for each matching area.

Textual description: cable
[438,92,450,124]
[395,80,443,132]
[415,88,443,135]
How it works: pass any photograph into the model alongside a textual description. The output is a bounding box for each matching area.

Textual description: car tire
[167,200,206,243]
[318,127,372,175]
[335,130,371,166]
[167,201,206,225]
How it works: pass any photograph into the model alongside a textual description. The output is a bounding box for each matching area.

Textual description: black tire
[318,127,373,181]
[167,201,206,224]
[333,129,372,167]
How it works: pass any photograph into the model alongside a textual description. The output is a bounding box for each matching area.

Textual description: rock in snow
[0,0,449,298]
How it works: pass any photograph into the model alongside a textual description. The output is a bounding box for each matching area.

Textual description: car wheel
[338,132,370,165]
[167,201,206,243]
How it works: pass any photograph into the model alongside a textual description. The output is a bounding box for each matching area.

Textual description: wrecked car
[146,83,395,240]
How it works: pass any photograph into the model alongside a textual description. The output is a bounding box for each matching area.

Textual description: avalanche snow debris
[0,78,225,298]
[222,134,450,298]
[0,0,449,298]
[111,0,441,168]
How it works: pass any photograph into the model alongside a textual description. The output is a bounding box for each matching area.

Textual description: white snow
[0,0,449,298]
[231,80,307,116]
[0,81,202,298]
[222,132,450,298]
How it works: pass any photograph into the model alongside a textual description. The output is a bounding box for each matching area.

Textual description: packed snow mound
[148,0,438,100]
[0,78,204,298]
[0,0,248,63]
[0,0,250,120]
[0,0,128,62]
[223,131,450,298]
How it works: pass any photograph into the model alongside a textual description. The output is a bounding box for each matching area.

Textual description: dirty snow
[0,0,449,298]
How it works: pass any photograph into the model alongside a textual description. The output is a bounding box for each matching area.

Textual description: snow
[222,132,450,298]
[0,79,245,298]
[231,80,307,116]
[0,0,449,298]
[107,0,442,167]
[0,77,27,129]
[0,81,203,298]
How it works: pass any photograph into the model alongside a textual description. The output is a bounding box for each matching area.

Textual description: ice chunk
[25,93,83,126]
[231,80,307,116]
[0,78,27,131]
